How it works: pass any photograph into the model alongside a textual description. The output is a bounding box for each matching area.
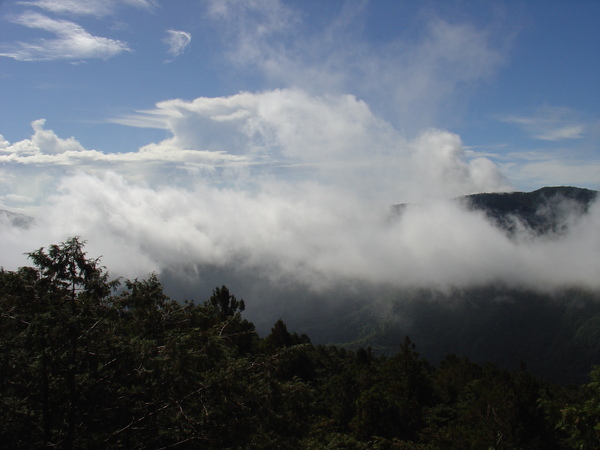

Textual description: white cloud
[0,11,131,61]
[163,30,191,60]
[1,118,246,163]
[502,106,586,141]
[16,0,156,17]
[497,152,600,191]
[0,118,253,206]
[1,89,598,303]
[412,128,508,196]
[0,89,507,205]
[111,89,508,202]
[1,171,598,295]
[30,119,87,154]
[205,1,508,132]
[0,89,509,216]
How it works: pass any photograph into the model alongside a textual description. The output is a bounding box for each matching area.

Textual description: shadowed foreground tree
[0,238,119,449]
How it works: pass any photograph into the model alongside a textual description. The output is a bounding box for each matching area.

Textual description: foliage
[1,238,598,448]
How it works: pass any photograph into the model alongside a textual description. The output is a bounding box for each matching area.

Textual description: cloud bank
[1,89,598,301]
[2,90,507,206]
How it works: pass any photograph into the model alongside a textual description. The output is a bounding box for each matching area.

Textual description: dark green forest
[1,238,599,449]
[303,285,600,386]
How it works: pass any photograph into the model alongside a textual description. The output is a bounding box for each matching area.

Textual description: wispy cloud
[17,0,156,17]
[502,106,586,141]
[496,150,600,191]
[205,0,509,133]
[0,11,131,61]
[163,30,191,60]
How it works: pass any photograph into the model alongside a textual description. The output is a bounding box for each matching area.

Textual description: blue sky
[1,1,599,294]
[1,0,598,194]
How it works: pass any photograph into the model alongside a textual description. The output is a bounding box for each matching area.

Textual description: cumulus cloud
[1,90,508,210]
[0,117,249,206]
[111,89,508,202]
[0,11,132,61]
[163,30,191,60]
[0,88,516,277]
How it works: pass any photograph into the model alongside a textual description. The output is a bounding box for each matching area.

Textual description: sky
[0,0,599,312]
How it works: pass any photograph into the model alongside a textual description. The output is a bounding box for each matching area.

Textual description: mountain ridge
[460,186,598,235]
[0,209,34,229]
[391,185,598,237]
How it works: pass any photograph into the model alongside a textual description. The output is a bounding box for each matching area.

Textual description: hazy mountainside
[460,186,598,236]
[302,286,600,385]
[0,209,34,229]
[391,186,598,237]
[302,186,600,385]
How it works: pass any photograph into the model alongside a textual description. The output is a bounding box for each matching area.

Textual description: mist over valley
[2,185,598,384]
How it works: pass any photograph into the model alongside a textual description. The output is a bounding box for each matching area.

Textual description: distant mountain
[391,186,598,237]
[297,283,600,385]
[306,187,600,385]
[460,186,598,236]
[0,209,34,229]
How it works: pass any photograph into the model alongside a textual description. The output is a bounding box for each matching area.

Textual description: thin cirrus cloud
[497,153,600,190]
[16,0,157,17]
[502,106,586,141]
[206,1,508,133]
[0,11,131,61]
[163,30,192,60]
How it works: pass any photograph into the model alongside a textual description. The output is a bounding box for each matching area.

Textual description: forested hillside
[353,186,600,385]
[296,285,600,386]
[461,186,598,236]
[1,238,599,448]
[391,186,598,237]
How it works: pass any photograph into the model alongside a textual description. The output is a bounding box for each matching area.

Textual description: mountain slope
[460,186,598,235]
[313,186,600,384]
[0,209,34,229]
